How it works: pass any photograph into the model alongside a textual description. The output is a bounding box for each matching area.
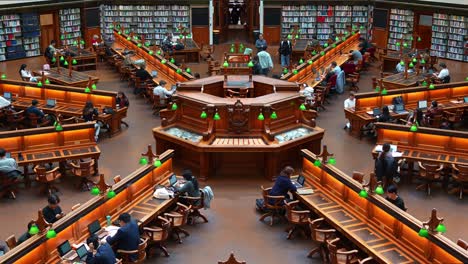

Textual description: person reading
[42,194,64,223]
[116,92,129,108]
[106,213,139,260]
[19,64,38,82]
[269,166,296,203]
[86,235,116,264]
[153,80,175,104]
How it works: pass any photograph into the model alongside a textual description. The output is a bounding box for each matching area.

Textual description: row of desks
[33,68,99,88]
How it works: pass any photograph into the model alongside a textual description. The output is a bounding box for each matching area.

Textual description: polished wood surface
[60,47,98,71]
[174,38,201,63]
[298,149,468,264]
[1,150,176,264]
[382,72,427,89]
[33,68,99,88]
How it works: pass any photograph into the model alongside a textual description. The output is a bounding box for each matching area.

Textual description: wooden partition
[299,149,468,264]
[1,150,176,264]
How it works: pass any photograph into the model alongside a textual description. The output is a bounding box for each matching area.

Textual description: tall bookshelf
[0,17,4,61]
[59,8,82,46]
[316,5,334,42]
[431,13,449,58]
[387,8,414,51]
[0,14,25,60]
[21,13,40,57]
[335,6,352,36]
[100,5,190,45]
[447,15,466,61]
[353,6,369,39]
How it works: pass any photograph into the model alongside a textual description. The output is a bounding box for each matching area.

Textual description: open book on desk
[297,188,314,195]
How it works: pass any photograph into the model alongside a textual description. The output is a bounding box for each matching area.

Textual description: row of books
[430,13,467,61]
[59,8,81,47]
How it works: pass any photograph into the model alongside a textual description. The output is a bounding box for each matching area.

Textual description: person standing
[255,34,267,52]
[375,143,396,182]
[257,47,273,76]
[278,36,292,68]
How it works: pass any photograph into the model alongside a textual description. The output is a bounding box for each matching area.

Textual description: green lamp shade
[320,51,325,56]
[133,36,138,40]
[139,157,148,165]
[53,121,58,127]
[0,74,5,79]
[308,60,313,65]
[72,59,77,65]
[223,61,229,67]
[186,68,191,73]
[149,50,154,55]
[55,124,63,131]
[73,40,77,45]
[298,29,302,33]
[412,58,417,63]
[248,61,254,67]
[90,186,100,195]
[287,34,292,40]
[313,159,321,167]
[109,24,114,29]
[422,81,428,86]
[60,56,64,61]
[293,69,298,75]
[91,83,97,90]
[342,37,346,41]
[270,111,278,119]
[381,88,388,95]
[417,37,422,42]
[187,34,192,38]
[429,84,435,89]
[200,111,207,119]
[29,224,39,235]
[410,124,418,132]
[295,34,299,39]
[170,58,175,64]
[418,228,429,237]
[157,50,161,55]
[107,190,116,199]
[126,37,131,40]
[312,50,317,55]
[118,31,121,35]
[465,77,468,81]
[46,229,57,239]
[396,42,401,46]
[45,79,50,85]
[176,28,179,32]
[409,62,414,68]
[324,43,328,48]
[171,103,178,110]
[80,40,85,45]
[283,68,288,74]
[403,42,408,47]
[145,42,150,47]
[64,61,69,66]
[213,112,221,120]
[352,25,357,29]
[299,59,304,64]
[299,103,306,111]
[400,61,405,66]
[51,57,56,63]
[328,157,336,165]
[360,25,364,29]
[352,32,356,35]
[230,47,235,53]
[161,59,166,64]
[84,87,91,93]
[179,35,183,39]
[359,189,368,198]
[375,186,384,195]
[137,43,142,48]
[436,223,447,233]
[332,44,336,48]
[37,81,43,87]
[420,59,425,64]
[60,35,64,40]
[176,69,182,74]
[410,36,414,41]
[335,37,339,42]
[345,31,349,36]
[231,43,235,47]
[154,159,162,167]
[257,113,265,121]
[375,86,380,92]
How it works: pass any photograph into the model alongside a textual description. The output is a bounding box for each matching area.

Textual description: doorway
[217,0,259,43]
[415,14,432,50]
[39,13,57,53]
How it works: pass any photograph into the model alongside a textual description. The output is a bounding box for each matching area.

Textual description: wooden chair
[117,237,148,264]
[71,203,81,211]
[152,95,167,116]
[27,112,50,128]
[200,43,215,61]
[69,159,96,191]
[450,164,468,199]
[218,252,246,264]
[457,239,468,250]
[284,200,310,239]
[308,218,336,262]
[164,202,191,243]
[258,186,285,226]
[352,171,364,184]
[34,165,62,195]
[0,171,20,199]
[443,109,464,129]
[113,175,122,183]
[327,237,359,264]
[180,190,208,224]
[345,72,360,92]
[57,114,78,125]
[5,109,25,130]
[143,216,171,257]
[417,162,443,196]
[426,114,443,128]
[5,235,16,249]
[208,60,221,76]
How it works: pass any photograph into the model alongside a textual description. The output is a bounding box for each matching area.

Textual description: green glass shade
[170,58,175,63]
[375,186,384,195]
[332,44,336,48]
[248,61,254,67]
[298,29,301,33]
[72,59,77,65]
[231,43,235,47]
[400,61,404,66]
[73,40,77,45]
[200,111,207,119]
[422,81,428,86]
[137,43,142,48]
[283,68,288,74]
[429,84,435,89]
[53,121,58,127]
[171,103,178,110]
[257,113,265,121]
[51,57,56,63]
[213,112,221,120]
[324,43,328,48]
[295,34,299,39]
[133,36,138,40]
[154,159,162,167]
[352,32,356,35]
[412,58,417,63]
[313,159,321,167]
[293,69,298,75]
[60,56,64,61]
[328,157,336,165]
[375,86,380,92]
[342,37,346,41]
[308,60,313,65]
[417,37,422,42]
[186,68,191,73]
[46,229,57,239]
[345,31,349,36]
[157,50,161,55]
[0,74,5,79]
[187,34,192,38]
[139,157,148,165]
[55,124,63,131]
[145,42,150,47]
[352,25,357,30]
[45,79,50,85]
[287,34,292,40]
[403,42,408,47]
[410,36,414,41]
[359,189,368,198]
[90,186,100,195]
[396,42,401,46]
[420,59,425,64]
[149,50,154,55]
[161,59,166,64]
[223,61,229,67]
[91,83,97,90]
[410,124,418,132]
[84,87,91,93]
[320,51,325,56]
[360,25,364,29]
[107,190,116,199]
[409,62,414,68]
[29,224,39,235]
[299,104,306,111]
[60,35,64,40]
[64,61,69,66]
[270,111,278,119]
[230,47,235,53]
[466,77,468,81]
[418,228,429,237]
[176,28,179,32]
[80,40,85,45]
[335,37,339,42]
[299,59,304,64]
[109,24,114,29]
[436,223,447,233]
[179,35,183,39]
[312,50,317,55]
[37,81,42,87]
[176,69,182,74]
[126,37,131,40]
[381,88,388,95]
[118,31,121,35]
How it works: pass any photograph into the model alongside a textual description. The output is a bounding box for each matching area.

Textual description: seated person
[175,169,201,198]
[395,62,406,73]
[123,54,134,67]
[44,40,57,63]
[174,38,185,51]
[308,35,320,48]
[330,61,341,75]
[19,64,38,82]
[116,92,129,107]
[425,100,442,124]
[153,80,175,104]
[42,194,64,223]
[0,148,21,179]
[91,35,101,47]
[386,184,406,211]
[134,65,153,95]
[358,37,370,54]
[0,240,9,255]
[349,50,362,65]
[269,166,296,203]
[86,235,116,264]
[26,99,45,120]
[17,222,34,245]
[343,92,356,129]
[377,105,392,123]
[82,101,100,141]
[406,108,424,127]
[433,62,450,83]
[161,33,173,53]
[328,26,337,41]
[322,61,341,84]
[106,213,140,260]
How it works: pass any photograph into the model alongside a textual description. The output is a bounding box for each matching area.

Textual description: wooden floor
[0,49,467,263]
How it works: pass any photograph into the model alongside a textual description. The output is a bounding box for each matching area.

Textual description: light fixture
[55,124,63,131]
[410,124,418,132]
[45,79,50,85]
[149,50,154,55]
[299,58,304,64]
[359,189,368,198]
[248,61,254,67]
[375,185,384,195]
[435,223,447,233]
[328,157,336,165]
[283,68,288,74]
[72,59,77,65]
[313,159,321,167]
[200,111,207,119]
[429,84,435,89]
[381,88,388,95]
[46,229,57,239]
[107,189,116,199]
[257,112,265,121]
[139,157,148,165]
[308,60,313,65]
[171,103,178,110]
[90,186,100,195]
[293,69,298,75]
[299,104,306,111]
[223,61,229,67]
[170,58,175,64]
[84,87,91,93]
[154,158,162,167]
[186,68,191,73]
[37,81,43,87]
[270,112,277,119]
[418,228,429,237]
[64,61,69,66]
[91,84,97,90]
[28,224,39,235]
[213,112,221,120]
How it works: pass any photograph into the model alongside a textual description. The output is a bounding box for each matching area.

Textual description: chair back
[352,171,364,184]
[419,162,442,180]
[327,238,358,264]
[119,237,148,264]
[143,216,171,242]
[182,190,204,210]
[261,186,284,210]
[218,252,246,264]
[5,235,17,249]
[457,239,468,250]
[309,218,335,243]
[78,160,94,177]
[34,166,57,182]
[285,200,309,225]
[165,202,191,227]
[453,164,468,183]
[430,56,438,66]
[6,109,24,122]
[114,175,122,183]
[71,203,81,211]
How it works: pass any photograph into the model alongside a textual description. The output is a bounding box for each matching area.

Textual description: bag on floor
[255,198,266,212]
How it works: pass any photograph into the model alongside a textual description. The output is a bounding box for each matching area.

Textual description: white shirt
[153,86,174,98]
[302,87,314,97]
[21,69,32,78]
[332,66,341,75]
[344,98,355,109]
[437,68,449,79]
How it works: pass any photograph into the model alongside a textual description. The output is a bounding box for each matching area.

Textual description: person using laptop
[82,101,100,142]
[19,64,38,82]
[106,213,139,260]
[153,80,175,104]
[86,235,116,264]
[0,148,21,180]
[42,194,65,223]
[175,169,201,201]
[269,166,297,204]
[343,92,356,129]
[26,99,45,121]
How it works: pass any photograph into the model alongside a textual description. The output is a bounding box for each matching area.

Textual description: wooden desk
[0,150,176,264]
[33,68,98,88]
[382,72,428,89]
[60,47,97,71]
[0,79,128,136]
[381,52,402,72]
[291,39,310,62]
[298,149,468,264]
[173,38,201,63]
[344,81,468,138]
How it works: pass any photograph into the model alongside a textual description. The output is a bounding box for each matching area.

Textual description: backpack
[44,46,53,59]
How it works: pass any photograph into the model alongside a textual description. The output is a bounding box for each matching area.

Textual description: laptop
[393,104,406,114]
[291,175,306,188]
[3,92,11,101]
[6,152,11,158]
[76,244,88,261]
[46,99,56,108]
[88,220,108,239]
[464,97,468,103]
[372,107,381,117]
[57,240,78,261]
[418,100,427,110]
[151,70,158,78]
[171,85,177,91]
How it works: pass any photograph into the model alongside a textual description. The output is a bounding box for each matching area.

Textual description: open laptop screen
[169,174,177,186]
[395,104,404,111]
[372,108,381,116]
[3,92,11,100]
[57,240,72,256]
[46,99,56,107]
[87,220,101,235]
[297,175,305,186]
[76,244,88,259]
[418,100,427,109]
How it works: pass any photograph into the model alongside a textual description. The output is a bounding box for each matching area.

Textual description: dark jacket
[270,175,297,199]
[278,40,292,56]
[176,181,200,198]
[116,97,129,107]
[26,106,44,118]
[386,196,406,211]
[375,153,396,181]
[17,232,31,245]
[83,108,99,122]
[106,220,139,260]
[42,205,62,223]
[86,243,116,264]
[135,68,152,82]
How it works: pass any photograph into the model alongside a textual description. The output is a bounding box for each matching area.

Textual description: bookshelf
[353,6,369,39]
[335,6,352,36]
[387,8,414,51]
[21,13,40,57]
[100,5,190,45]
[59,8,82,46]
[431,13,449,58]
[447,15,466,61]
[316,5,334,42]
[0,14,25,61]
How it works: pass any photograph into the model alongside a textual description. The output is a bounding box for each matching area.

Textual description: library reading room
[0,0,467,263]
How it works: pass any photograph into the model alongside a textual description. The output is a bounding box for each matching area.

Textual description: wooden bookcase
[0,14,25,61]
[431,13,449,58]
[59,8,82,46]
[447,15,466,61]
[387,8,414,51]
[21,13,41,57]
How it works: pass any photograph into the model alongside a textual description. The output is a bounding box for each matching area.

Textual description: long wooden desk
[173,38,201,63]
[0,79,128,136]
[344,81,468,138]
[281,32,360,84]
[59,47,97,71]
[0,150,177,264]
[382,72,428,89]
[298,149,468,264]
[0,123,100,186]
[33,68,99,88]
